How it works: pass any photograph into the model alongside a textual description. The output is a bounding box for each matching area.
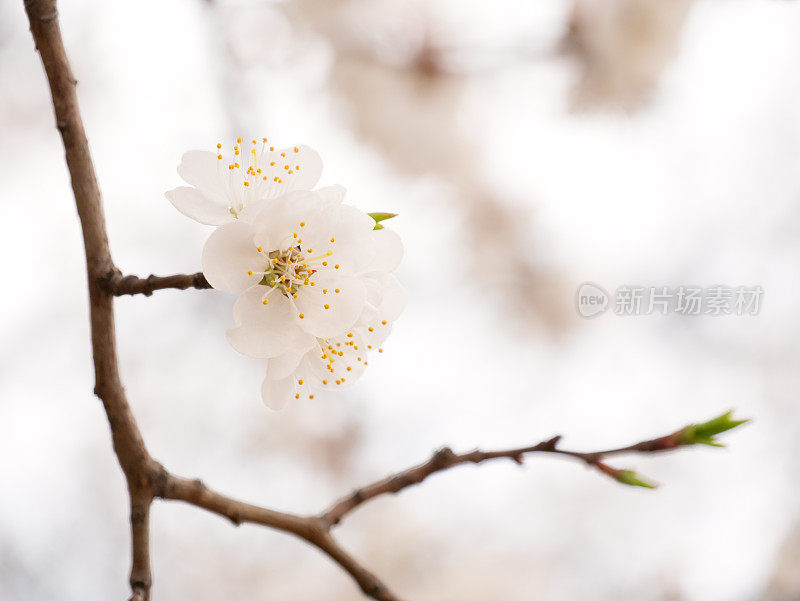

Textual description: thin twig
[102,271,211,296]
[320,431,689,526]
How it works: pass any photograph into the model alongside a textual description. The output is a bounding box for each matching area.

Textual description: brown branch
[24,0,159,598]
[102,271,211,296]
[158,474,404,601]
[320,430,692,526]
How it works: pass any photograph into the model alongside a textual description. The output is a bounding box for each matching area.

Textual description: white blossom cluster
[166,138,404,409]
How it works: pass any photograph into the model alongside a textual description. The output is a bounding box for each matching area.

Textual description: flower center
[248,243,333,303]
[258,246,313,298]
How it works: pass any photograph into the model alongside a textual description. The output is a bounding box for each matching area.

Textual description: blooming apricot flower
[165,138,322,225]
[202,186,405,408]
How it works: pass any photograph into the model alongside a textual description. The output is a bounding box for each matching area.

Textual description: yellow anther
[323,289,328,294]
[262,137,267,143]
[300,221,306,227]
[262,299,269,305]
[336,380,341,385]
[310,282,316,286]
[284,165,289,170]
[247,270,253,275]
[346,367,352,371]
[298,379,303,385]
[243,182,249,187]
[381,320,387,325]
[322,261,328,266]
[257,246,263,252]
[294,147,299,152]
[293,293,298,299]
[368,327,374,332]
[334,288,340,294]
[217,154,223,160]
[217,143,222,149]
[274,177,279,182]
[270,146,274,151]
[367,345,372,349]
[272,258,278,264]
[280,152,286,157]
[293,232,298,239]
[263,176,267,180]
[347,333,353,338]
[322,379,327,385]
[324,304,330,309]
[309,394,314,399]
[299,313,305,319]
[334,264,340,269]
[252,139,257,145]
[270,161,275,166]
[330,237,335,243]
[237,137,242,143]
[378,348,384,353]
[295,393,300,399]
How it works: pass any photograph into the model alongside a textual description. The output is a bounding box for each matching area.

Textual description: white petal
[177,150,230,204]
[297,203,376,275]
[201,221,262,293]
[266,349,306,380]
[365,228,404,274]
[252,145,323,201]
[375,274,406,321]
[260,374,295,410]
[295,274,366,338]
[359,320,393,347]
[316,185,346,208]
[252,190,326,251]
[165,187,233,226]
[227,287,316,358]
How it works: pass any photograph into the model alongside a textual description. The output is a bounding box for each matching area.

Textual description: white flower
[165,138,322,225]
[202,186,405,408]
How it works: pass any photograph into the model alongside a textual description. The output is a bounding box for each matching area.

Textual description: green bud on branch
[595,462,658,489]
[677,411,750,447]
[368,212,397,230]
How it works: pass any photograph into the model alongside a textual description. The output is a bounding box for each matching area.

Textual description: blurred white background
[2,0,800,599]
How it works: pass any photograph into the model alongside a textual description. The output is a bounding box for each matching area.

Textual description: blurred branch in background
[565,0,693,111]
